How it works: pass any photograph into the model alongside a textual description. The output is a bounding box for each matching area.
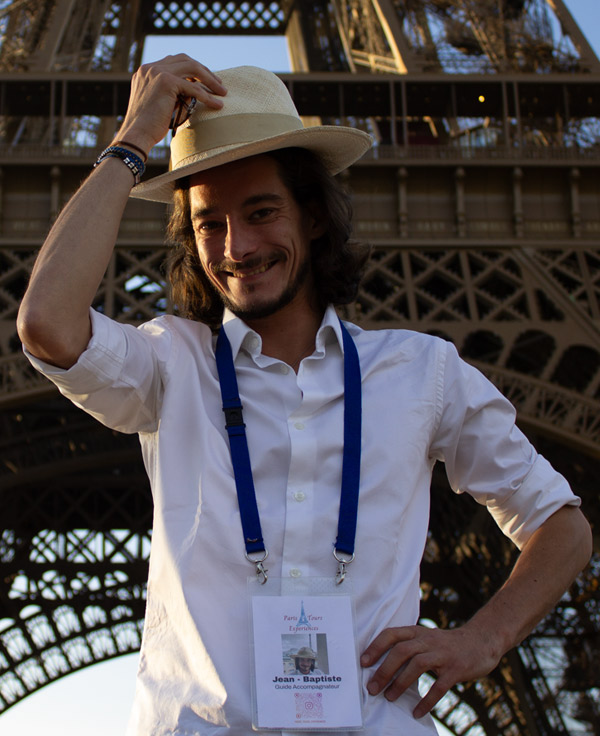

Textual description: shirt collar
[221,306,344,363]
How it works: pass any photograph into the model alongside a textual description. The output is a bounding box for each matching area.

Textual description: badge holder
[248,576,364,732]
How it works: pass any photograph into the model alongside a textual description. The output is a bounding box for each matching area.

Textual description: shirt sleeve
[23,308,173,434]
[430,340,580,549]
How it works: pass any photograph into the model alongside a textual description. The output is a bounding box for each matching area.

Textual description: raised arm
[360,503,592,718]
[17,55,226,368]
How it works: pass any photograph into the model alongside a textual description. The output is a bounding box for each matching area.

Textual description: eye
[249,207,275,221]
[196,220,223,234]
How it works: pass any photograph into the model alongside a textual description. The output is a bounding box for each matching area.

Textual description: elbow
[535,505,594,577]
[581,513,594,568]
[17,302,42,355]
[17,302,87,369]
[570,507,593,573]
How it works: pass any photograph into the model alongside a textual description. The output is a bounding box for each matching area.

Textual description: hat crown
[170,66,306,170]
[180,65,299,129]
[296,647,317,658]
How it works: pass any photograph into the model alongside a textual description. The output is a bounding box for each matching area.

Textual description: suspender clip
[333,549,355,585]
[246,549,269,585]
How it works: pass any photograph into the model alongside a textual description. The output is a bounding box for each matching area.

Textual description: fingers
[360,627,424,698]
[372,650,445,706]
[360,625,476,719]
[361,624,504,719]
[360,626,417,671]
[142,54,227,106]
[412,677,451,719]
[117,54,228,154]
[162,53,225,90]
[178,79,225,111]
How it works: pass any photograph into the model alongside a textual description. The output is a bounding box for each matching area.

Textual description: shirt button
[278,364,289,375]
[293,491,306,502]
[247,336,259,350]
[289,568,302,578]
[294,422,305,430]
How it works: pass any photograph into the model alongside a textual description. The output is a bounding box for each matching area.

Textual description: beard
[217,254,312,322]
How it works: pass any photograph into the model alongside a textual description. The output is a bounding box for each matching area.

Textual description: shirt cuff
[486,453,581,549]
[23,309,128,395]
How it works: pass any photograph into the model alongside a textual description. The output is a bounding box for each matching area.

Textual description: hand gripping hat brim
[130,65,372,204]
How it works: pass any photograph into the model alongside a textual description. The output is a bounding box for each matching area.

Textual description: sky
[1,1,598,735]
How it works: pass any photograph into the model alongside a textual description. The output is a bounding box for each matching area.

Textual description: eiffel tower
[0,1,599,733]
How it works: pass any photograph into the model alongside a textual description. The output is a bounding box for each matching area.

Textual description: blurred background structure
[0,2,599,734]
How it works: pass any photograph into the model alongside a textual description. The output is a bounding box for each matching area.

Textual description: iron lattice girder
[0,70,598,122]
[138,0,295,35]
[94,0,600,74]
[0,600,146,711]
[1,0,599,75]
[0,399,151,710]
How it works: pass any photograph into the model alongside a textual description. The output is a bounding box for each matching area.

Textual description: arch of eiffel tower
[0,1,599,733]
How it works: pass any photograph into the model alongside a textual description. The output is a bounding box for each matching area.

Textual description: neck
[244,301,325,372]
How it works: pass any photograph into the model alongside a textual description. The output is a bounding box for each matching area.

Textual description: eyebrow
[191,193,285,221]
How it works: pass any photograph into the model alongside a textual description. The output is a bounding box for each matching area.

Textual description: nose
[224,218,259,262]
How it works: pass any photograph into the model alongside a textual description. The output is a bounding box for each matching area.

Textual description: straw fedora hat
[131,65,372,203]
[295,647,317,660]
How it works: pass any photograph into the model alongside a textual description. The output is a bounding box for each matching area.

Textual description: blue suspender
[215,319,362,584]
[215,326,266,557]
[336,322,362,557]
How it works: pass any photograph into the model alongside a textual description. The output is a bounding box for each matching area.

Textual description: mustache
[211,253,284,274]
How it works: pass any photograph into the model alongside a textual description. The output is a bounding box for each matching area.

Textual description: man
[293,648,323,676]
[18,55,591,735]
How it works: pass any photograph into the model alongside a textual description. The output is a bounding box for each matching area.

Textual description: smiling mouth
[228,262,274,278]
[215,257,282,279]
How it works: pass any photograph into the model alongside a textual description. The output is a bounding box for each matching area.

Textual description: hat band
[171,113,305,168]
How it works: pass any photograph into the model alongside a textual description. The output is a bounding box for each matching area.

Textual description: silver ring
[245,549,269,564]
[333,549,355,564]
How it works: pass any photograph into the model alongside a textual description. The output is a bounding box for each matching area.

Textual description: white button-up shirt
[26,306,578,736]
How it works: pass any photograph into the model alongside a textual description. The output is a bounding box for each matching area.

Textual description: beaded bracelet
[113,140,148,162]
[93,145,146,185]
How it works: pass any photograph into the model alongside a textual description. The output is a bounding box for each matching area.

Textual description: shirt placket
[281,361,321,580]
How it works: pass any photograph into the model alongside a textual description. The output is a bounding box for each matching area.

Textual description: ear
[305,201,327,241]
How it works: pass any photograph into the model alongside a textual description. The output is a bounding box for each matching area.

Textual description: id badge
[249,577,364,732]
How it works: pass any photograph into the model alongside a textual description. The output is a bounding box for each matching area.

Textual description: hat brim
[130,125,372,203]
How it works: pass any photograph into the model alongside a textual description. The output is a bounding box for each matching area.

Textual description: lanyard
[215,319,362,584]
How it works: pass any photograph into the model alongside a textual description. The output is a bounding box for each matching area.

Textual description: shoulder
[137,314,214,350]
[138,313,212,338]
[114,314,216,375]
[342,320,452,372]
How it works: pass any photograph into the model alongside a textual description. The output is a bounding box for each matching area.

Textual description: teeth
[229,262,272,278]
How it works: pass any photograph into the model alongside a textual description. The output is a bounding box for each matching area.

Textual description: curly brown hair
[166,147,370,327]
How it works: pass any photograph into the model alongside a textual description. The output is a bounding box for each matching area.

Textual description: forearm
[17,158,135,368]
[17,55,227,370]
[462,504,592,657]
